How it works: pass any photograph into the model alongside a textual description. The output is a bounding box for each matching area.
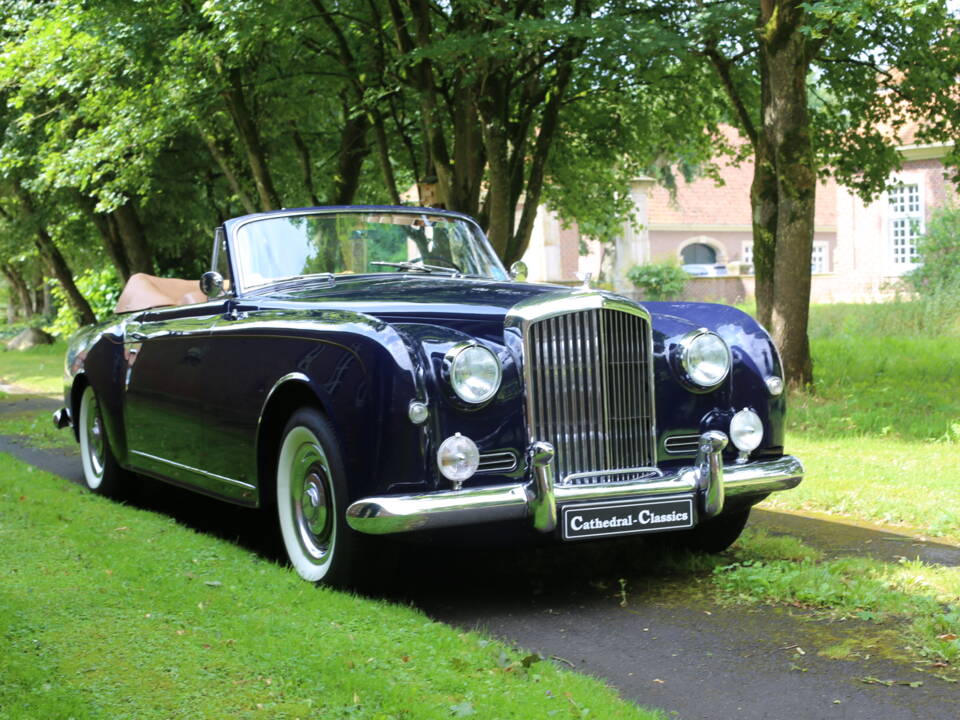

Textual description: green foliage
[46,266,120,339]
[907,203,960,300]
[626,261,688,300]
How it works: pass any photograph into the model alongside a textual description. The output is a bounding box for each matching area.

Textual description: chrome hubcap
[292,450,333,561]
[300,472,329,537]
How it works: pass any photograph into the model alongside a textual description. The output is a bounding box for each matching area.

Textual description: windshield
[233,211,508,289]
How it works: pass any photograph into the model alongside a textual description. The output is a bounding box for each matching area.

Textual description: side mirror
[200,271,224,298]
[509,261,528,282]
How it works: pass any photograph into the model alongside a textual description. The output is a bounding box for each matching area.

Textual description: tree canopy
[1,0,958,387]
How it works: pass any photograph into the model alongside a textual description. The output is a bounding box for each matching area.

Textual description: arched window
[681,243,717,265]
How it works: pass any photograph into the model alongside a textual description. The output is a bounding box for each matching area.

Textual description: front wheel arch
[69,374,89,444]
[255,380,326,510]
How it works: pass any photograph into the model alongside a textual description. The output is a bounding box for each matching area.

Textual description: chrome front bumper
[346,432,803,536]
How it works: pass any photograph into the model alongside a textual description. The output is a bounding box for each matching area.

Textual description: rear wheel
[78,385,126,496]
[275,408,363,585]
[674,507,751,554]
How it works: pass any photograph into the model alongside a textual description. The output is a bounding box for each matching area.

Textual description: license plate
[561,496,695,541]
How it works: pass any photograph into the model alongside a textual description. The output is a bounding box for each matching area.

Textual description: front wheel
[78,385,127,496]
[674,507,751,554]
[275,408,362,585]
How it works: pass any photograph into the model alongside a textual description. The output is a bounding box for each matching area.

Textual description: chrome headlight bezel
[677,329,731,390]
[442,342,503,405]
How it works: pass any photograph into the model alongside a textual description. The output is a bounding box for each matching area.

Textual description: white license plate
[561,496,695,540]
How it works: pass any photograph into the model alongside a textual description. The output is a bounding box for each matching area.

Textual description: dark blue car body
[58,206,802,583]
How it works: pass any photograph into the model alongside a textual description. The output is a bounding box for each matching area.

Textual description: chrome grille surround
[505,292,658,486]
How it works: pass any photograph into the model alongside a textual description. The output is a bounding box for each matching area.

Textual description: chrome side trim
[477,450,520,473]
[346,434,803,535]
[664,434,701,454]
[129,450,256,490]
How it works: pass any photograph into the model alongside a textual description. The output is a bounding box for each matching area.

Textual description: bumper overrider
[346,431,803,536]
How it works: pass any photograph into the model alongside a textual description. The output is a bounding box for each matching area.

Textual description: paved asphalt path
[2,423,959,720]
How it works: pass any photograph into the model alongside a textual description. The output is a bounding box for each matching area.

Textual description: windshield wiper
[369,261,460,276]
[252,273,335,291]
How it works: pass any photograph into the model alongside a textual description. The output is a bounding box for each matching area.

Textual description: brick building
[520,131,956,303]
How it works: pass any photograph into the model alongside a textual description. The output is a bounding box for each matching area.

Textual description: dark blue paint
[63,208,787,511]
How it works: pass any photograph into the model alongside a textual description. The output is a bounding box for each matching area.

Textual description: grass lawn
[762,303,960,543]
[0,340,65,395]
[716,528,960,675]
[0,454,663,720]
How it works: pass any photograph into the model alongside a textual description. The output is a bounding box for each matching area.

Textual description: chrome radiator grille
[524,308,656,485]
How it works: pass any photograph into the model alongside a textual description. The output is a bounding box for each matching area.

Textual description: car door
[123,302,220,489]
[191,298,265,497]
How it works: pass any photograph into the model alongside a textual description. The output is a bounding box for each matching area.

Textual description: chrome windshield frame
[225,206,508,296]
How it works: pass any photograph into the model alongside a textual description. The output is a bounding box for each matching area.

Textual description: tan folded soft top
[114,273,207,314]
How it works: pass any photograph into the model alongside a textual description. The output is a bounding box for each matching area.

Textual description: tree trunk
[1,262,32,319]
[751,134,778,332]
[290,125,321,207]
[508,60,576,266]
[34,229,96,326]
[450,88,485,217]
[111,201,153,276]
[759,0,815,387]
[220,67,282,211]
[331,109,370,206]
[12,182,96,325]
[201,132,257,214]
[77,193,132,283]
[371,111,402,205]
[480,116,513,259]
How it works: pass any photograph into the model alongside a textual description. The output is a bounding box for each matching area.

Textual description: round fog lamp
[681,331,731,388]
[447,344,502,404]
[437,433,479,486]
[730,409,764,454]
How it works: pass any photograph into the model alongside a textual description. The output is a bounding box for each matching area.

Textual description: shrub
[46,266,122,339]
[626,260,688,300]
[907,202,960,294]
[903,203,960,335]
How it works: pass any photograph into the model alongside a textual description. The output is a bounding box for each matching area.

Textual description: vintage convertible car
[55,206,803,584]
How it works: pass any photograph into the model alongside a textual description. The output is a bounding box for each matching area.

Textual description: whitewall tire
[276,408,359,585]
[78,385,125,495]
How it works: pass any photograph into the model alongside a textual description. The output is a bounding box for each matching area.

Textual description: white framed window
[811,241,829,274]
[741,241,829,274]
[887,182,923,270]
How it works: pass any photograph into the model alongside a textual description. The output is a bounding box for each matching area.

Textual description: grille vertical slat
[526,308,655,485]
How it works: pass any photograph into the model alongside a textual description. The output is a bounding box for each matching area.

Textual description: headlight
[445,343,502,404]
[730,408,763,454]
[680,330,731,388]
